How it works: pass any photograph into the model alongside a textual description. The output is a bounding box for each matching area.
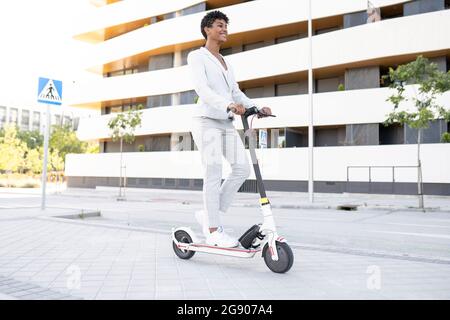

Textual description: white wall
[75,0,411,39]
[78,0,414,70]
[68,10,450,106]
[74,0,205,37]
[65,144,450,183]
[75,87,450,141]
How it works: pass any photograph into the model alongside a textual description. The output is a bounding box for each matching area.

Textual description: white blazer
[187,46,254,120]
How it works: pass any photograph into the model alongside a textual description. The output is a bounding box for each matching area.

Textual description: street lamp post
[307,0,314,203]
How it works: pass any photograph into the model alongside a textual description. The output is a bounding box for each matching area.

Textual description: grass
[0,173,41,188]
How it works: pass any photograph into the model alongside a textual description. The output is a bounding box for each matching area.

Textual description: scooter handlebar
[243,106,276,118]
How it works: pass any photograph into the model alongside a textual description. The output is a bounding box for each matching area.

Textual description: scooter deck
[176,241,261,258]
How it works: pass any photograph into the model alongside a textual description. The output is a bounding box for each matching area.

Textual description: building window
[381,4,403,20]
[345,124,379,146]
[148,53,174,71]
[9,108,18,125]
[379,124,404,145]
[111,106,123,113]
[286,127,308,147]
[180,2,206,16]
[106,67,138,78]
[180,90,197,105]
[181,47,201,65]
[345,67,380,90]
[64,116,72,128]
[32,112,41,131]
[54,114,61,126]
[343,11,368,28]
[316,76,345,93]
[0,106,6,128]
[404,0,445,16]
[219,47,232,56]
[244,87,265,99]
[275,34,302,44]
[314,126,346,147]
[21,110,30,131]
[270,128,286,148]
[171,132,193,151]
[73,118,80,131]
[275,82,302,96]
[147,94,172,108]
[144,134,171,151]
[164,12,175,20]
[315,26,341,35]
[405,120,448,144]
[243,41,265,52]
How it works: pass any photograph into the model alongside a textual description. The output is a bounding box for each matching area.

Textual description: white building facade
[0,103,91,134]
[66,0,450,195]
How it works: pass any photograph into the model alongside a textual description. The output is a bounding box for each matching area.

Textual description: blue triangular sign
[37,77,63,105]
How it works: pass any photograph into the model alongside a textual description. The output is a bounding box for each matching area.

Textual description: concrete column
[172,10,182,107]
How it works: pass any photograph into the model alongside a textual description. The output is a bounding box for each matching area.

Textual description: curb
[57,191,450,213]
[53,210,102,220]
[233,202,450,212]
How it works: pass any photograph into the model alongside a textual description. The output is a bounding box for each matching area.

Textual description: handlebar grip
[243,106,259,118]
[243,106,276,118]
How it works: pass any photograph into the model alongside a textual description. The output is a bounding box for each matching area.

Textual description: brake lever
[257,113,276,118]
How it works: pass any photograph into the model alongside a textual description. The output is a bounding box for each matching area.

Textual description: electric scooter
[172,107,294,273]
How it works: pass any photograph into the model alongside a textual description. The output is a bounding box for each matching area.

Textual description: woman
[188,10,272,248]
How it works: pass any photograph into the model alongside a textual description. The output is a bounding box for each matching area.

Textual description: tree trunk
[417,129,424,209]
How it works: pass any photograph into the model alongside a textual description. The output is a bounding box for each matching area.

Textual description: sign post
[37,77,63,210]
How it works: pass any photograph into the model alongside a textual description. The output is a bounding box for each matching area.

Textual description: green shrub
[442,132,450,143]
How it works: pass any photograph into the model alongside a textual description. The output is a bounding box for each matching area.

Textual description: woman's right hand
[228,103,245,115]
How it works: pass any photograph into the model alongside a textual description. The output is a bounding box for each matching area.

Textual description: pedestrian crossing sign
[37,77,63,105]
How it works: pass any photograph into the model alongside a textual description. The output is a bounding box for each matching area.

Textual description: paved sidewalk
[0,292,16,300]
[1,188,449,300]
[0,212,449,300]
[66,187,450,212]
[3,186,449,212]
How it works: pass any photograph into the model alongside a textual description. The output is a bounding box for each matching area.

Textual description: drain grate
[0,275,82,300]
[337,204,358,211]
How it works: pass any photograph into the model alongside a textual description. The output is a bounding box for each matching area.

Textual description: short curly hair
[200,10,229,40]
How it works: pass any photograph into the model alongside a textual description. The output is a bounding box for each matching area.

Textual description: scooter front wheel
[173,230,195,259]
[263,242,294,273]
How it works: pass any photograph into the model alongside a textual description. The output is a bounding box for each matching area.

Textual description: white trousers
[191,116,251,228]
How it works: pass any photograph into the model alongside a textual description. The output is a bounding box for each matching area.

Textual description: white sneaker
[206,226,239,248]
[195,210,209,237]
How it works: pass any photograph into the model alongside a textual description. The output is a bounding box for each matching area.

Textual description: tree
[50,124,86,161]
[17,129,44,150]
[24,147,42,174]
[0,125,28,173]
[49,149,64,172]
[107,105,143,197]
[0,122,98,178]
[85,141,100,154]
[384,55,450,209]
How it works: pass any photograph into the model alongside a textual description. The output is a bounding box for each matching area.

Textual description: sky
[0,0,97,109]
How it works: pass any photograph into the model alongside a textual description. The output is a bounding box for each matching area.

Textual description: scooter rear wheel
[263,242,294,273]
[173,230,195,259]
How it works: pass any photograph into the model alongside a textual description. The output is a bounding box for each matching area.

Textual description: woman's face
[205,19,228,43]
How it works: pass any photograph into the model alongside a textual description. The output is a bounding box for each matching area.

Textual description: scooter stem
[241,107,268,202]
